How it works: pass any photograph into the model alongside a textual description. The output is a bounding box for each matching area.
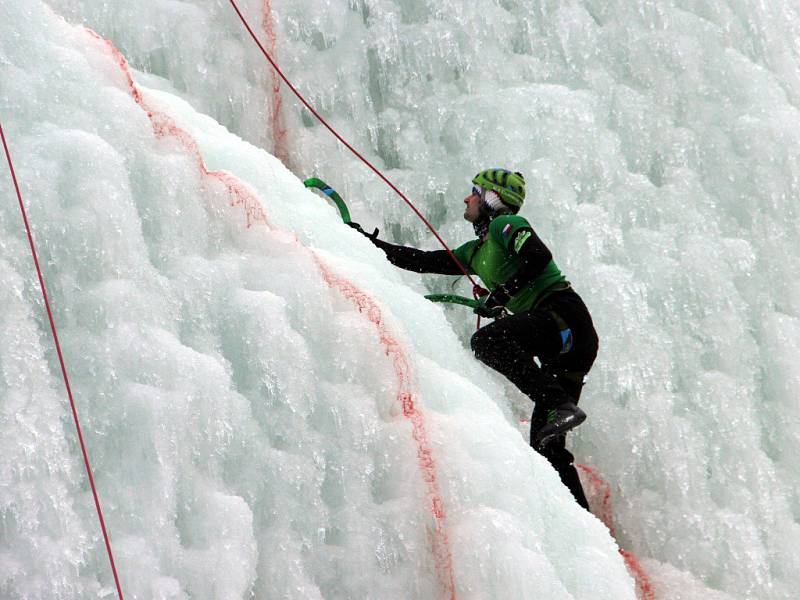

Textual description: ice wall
[7,0,800,597]
[0,2,639,599]
[44,1,800,598]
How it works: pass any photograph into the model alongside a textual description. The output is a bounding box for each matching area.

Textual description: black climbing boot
[532,401,586,450]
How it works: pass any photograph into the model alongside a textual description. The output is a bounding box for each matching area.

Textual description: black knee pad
[470,327,491,357]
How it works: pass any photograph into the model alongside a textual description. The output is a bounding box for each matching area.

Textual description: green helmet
[472,168,526,212]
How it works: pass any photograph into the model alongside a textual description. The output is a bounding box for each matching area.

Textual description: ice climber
[349,168,598,509]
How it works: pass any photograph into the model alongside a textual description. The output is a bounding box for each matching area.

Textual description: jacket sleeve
[486,217,553,304]
[370,237,465,275]
[500,228,553,296]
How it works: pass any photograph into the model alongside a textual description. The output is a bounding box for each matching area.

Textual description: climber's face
[464,187,482,223]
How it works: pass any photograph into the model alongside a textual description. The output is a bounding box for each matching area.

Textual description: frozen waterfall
[2,1,799,599]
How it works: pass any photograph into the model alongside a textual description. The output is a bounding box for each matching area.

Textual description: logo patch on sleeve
[501,224,513,237]
[513,230,532,253]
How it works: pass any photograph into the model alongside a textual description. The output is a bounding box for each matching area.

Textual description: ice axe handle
[303,177,352,224]
[424,294,481,309]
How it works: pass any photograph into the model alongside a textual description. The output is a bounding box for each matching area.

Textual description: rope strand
[227,0,483,299]
[1,121,125,600]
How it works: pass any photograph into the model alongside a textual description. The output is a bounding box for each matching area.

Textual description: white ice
[2,0,800,599]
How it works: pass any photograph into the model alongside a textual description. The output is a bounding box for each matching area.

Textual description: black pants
[470,289,599,509]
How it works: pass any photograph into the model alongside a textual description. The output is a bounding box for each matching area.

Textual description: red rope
[1,121,125,600]
[86,28,459,597]
[226,0,484,299]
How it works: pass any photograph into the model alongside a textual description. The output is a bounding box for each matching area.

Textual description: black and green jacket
[371,215,568,314]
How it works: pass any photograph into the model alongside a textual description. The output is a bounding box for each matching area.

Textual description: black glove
[473,285,511,319]
[348,221,380,242]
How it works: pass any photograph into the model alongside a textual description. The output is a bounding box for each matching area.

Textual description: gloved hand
[473,286,511,318]
[474,301,505,319]
[347,221,380,242]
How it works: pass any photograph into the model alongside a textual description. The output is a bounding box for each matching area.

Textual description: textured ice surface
[4,0,800,598]
[1,2,637,599]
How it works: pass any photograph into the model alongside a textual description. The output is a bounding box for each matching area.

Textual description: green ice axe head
[304,177,352,224]
[424,294,481,309]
